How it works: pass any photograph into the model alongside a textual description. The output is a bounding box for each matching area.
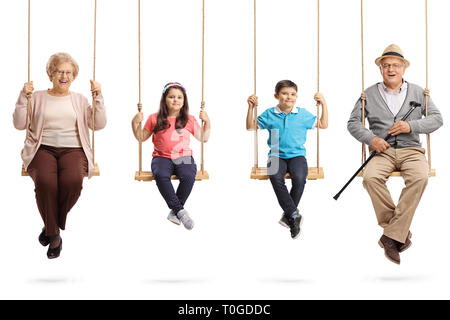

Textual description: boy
[246,80,328,239]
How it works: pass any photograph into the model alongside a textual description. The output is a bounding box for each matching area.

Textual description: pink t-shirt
[144,113,201,159]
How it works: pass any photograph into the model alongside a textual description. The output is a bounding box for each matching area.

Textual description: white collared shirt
[377,81,408,116]
[274,105,299,114]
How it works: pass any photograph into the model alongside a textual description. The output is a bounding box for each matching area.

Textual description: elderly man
[347,44,443,264]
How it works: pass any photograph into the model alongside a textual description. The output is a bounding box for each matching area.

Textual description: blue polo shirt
[257,106,316,159]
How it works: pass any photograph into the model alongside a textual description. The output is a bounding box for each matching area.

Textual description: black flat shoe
[38,228,50,247]
[47,239,62,259]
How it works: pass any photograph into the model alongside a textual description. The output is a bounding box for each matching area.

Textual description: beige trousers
[362,147,428,243]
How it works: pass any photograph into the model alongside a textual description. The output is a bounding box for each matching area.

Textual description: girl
[132,82,211,230]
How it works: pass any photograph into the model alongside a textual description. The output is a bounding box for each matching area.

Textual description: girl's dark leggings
[151,156,197,214]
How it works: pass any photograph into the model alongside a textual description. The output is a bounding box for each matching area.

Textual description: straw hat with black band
[375,44,410,68]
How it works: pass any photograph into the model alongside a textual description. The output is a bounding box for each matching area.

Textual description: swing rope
[316,0,320,172]
[200,0,206,174]
[425,0,431,171]
[360,0,367,165]
[137,0,143,175]
[253,0,258,174]
[25,0,31,143]
[91,0,97,166]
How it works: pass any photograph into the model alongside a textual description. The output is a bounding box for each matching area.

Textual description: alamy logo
[170,128,192,165]
[267,129,280,175]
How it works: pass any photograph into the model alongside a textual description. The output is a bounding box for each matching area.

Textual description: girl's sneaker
[167,210,181,225]
[177,209,194,230]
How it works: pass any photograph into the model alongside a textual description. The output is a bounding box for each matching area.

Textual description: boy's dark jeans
[267,156,308,216]
[151,156,197,214]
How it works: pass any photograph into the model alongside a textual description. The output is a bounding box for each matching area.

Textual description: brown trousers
[27,145,88,236]
[362,147,428,243]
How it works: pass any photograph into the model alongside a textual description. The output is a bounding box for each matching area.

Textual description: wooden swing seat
[135,170,209,181]
[357,168,436,178]
[250,167,324,180]
[22,163,100,177]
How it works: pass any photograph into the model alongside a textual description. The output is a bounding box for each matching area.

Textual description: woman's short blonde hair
[46,52,79,80]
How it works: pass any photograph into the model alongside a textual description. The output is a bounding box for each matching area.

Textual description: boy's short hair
[275,80,298,94]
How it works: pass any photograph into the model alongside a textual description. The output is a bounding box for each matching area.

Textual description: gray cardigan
[347,82,443,148]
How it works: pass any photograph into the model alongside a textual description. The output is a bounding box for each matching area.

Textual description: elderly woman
[13,52,106,259]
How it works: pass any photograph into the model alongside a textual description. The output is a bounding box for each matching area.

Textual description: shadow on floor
[367,274,431,283]
[258,278,314,285]
[142,278,209,285]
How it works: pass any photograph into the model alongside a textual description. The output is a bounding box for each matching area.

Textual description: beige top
[42,93,82,148]
[13,90,107,178]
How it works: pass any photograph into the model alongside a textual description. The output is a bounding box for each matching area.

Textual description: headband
[163,83,186,93]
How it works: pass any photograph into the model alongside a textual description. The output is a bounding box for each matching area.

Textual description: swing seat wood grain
[22,163,100,177]
[250,167,324,180]
[356,168,435,178]
[135,170,209,181]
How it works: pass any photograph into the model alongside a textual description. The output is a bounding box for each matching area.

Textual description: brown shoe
[398,232,412,253]
[378,235,400,264]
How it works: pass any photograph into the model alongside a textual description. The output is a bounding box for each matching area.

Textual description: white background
[0,0,449,300]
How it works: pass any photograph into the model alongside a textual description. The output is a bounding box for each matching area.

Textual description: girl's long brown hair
[153,82,189,134]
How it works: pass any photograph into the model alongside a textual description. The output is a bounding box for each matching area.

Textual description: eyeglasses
[380,63,404,70]
[54,70,73,77]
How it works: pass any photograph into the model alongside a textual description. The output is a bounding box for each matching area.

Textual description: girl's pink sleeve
[188,115,201,135]
[144,114,156,133]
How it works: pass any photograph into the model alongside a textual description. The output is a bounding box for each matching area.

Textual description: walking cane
[333,101,421,200]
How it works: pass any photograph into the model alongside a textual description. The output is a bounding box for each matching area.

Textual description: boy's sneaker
[177,209,194,230]
[167,210,181,225]
[288,211,303,239]
[279,212,290,229]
